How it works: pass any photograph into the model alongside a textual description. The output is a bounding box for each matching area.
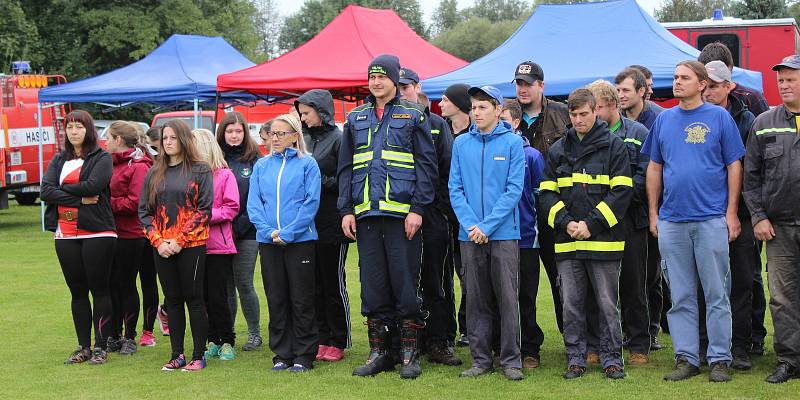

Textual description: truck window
[697,34,741,67]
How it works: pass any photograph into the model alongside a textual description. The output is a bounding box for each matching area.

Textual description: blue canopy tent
[422,0,763,99]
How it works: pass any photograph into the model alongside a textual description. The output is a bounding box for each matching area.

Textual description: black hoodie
[296,89,349,244]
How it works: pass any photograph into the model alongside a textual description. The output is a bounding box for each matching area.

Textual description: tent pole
[193,99,199,129]
[213,92,221,135]
[37,102,45,232]
[341,100,346,122]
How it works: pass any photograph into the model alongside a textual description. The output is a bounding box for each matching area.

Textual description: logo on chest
[684,122,710,144]
[240,167,252,178]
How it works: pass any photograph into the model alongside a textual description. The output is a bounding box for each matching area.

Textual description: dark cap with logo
[772,54,800,71]
[399,68,420,85]
[513,61,544,84]
[368,54,401,85]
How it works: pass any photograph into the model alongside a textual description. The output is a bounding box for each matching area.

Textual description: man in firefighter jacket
[538,89,633,380]
[337,54,437,379]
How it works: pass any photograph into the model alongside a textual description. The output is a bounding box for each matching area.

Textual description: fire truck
[0,62,67,209]
[663,12,800,105]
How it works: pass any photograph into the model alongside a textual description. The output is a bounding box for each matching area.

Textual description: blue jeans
[657,217,732,367]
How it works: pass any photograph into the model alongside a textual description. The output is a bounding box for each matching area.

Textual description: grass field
[0,202,796,399]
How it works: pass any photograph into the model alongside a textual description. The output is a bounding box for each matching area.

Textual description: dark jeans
[260,241,317,368]
[519,248,543,357]
[620,223,650,353]
[110,238,144,339]
[751,240,767,345]
[156,245,207,360]
[55,237,116,349]
[205,254,235,345]
[558,258,622,369]
[357,217,423,323]
[766,224,800,368]
[646,233,665,338]
[314,242,351,349]
[537,210,563,333]
[139,242,159,332]
[421,209,456,347]
[461,240,521,370]
[227,239,261,337]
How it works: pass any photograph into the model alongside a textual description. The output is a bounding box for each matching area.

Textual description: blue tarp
[423,0,763,99]
[39,34,255,104]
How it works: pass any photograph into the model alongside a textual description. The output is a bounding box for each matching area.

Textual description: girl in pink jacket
[193,129,240,361]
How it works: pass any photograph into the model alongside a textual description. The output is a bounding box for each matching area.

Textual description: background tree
[732,0,789,18]
[432,16,527,61]
[0,0,41,71]
[430,0,462,37]
[464,0,534,23]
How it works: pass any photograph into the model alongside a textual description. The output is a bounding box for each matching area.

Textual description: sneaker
[604,365,625,380]
[651,337,664,351]
[288,363,309,373]
[204,343,221,359]
[456,334,469,347]
[664,357,700,381]
[157,304,170,336]
[139,330,156,347]
[564,365,586,380]
[119,338,138,355]
[460,366,493,377]
[242,333,263,351]
[64,347,91,364]
[628,352,649,365]
[271,361,290,372]
[730,352,752,371]
[182,357,206,372]
[709,361,732,382]
[427,344,462,366]
[322,346,345,362]
[88,348,108,365]
[586,352,600,365]
[106,336,123,353]
[161,354,187,371]
[522,355,540,369]
[766,362,800,384]
[316,345,331,361]
[219,343,236,361]
[750,341,766,356]
[503,367,524,381]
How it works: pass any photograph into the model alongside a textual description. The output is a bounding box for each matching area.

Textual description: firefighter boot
[399,320,424,379]
[352,320,395,377]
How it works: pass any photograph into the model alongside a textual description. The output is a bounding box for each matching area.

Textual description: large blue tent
[39,34,254,104]
[422,0,763,99]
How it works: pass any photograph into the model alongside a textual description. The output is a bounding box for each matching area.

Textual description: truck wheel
[15,193,38,206]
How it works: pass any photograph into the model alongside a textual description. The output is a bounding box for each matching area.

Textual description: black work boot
[399,319,423,379]
[428,342,463,366]
[353,320,395,377]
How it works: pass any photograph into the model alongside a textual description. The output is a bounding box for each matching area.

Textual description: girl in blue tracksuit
[247,114,321,372]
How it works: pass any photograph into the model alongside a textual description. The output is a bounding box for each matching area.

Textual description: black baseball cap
[772,54,800,71]
[399,68,420,85]
[513,61,544,84]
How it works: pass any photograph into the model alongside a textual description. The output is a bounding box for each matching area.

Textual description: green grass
[0,202,795,399]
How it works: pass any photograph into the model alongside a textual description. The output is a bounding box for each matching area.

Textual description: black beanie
[443,83,472,114]
[368,54,401,86]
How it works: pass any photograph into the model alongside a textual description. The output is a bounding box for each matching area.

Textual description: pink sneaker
[161,354,186,371]
[181,357,206,372]
[139,330,156,347]
[157,305,170,336]
[316,345,330,361]
[322,346,344,362]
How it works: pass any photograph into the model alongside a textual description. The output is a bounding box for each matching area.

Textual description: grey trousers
[767,224,800,368]
[460,240,521,370]
[558,258,623,368]
[227,239,261,336]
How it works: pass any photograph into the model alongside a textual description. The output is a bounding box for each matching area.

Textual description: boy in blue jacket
[449,86,525,381]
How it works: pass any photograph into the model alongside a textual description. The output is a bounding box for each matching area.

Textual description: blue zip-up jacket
[519,135,545,248]
[247,147,321,244]
[449,120,525,241]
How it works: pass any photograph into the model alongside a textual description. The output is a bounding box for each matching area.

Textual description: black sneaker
[750,342,765,356]
[242,334,263,351]
[664,357,700,381]
[709,361,732,382]
[89,348,108,365]
[604,364,625,380]
[428,344,463,366]
[766,362,800,384]
[730,352,752,371]
[650,337,664,351]
[64,347,91,364]
[564,365,586,380]
[119,338,138,355]
[106,336,123,353]
[456,334,469,347]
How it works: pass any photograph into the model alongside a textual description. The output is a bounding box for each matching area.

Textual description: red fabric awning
[217,5,466,99]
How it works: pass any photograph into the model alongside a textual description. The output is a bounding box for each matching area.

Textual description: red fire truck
[0,64,67,209]
[663,15,800,105]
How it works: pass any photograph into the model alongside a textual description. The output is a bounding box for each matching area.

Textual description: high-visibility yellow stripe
[379,200,411,213]
[431,129,440,135]
[596,201,618,227]
[555,240,625,253]
[558,177,573,187]
[539,180,559,192]
[755,128,795,136]
[623,138,642,146]
[353,152,373,164]
[609,176,633,188]
[353,164,367,170]
[381,150,414,163]
[548,201,565,228]
[355,176,370,215]
[572,173,609,185]
[387,162,414,169]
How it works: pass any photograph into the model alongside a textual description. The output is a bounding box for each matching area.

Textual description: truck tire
[15,193,38,206]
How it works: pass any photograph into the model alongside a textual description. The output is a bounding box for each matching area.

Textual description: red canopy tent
[216,5,467,100]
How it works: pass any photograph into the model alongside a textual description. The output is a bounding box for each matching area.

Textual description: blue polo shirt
[641,102,745,222]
